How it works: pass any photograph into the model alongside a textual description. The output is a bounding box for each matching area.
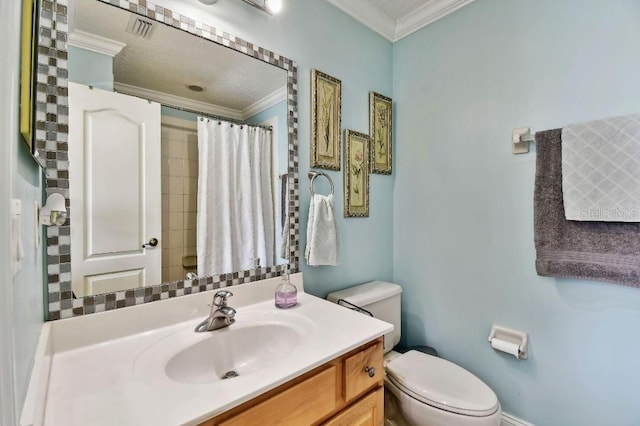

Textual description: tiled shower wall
[161,117,198,283]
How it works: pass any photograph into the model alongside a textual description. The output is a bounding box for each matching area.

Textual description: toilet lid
[386,351,499,417]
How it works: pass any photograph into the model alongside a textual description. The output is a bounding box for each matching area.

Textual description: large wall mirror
[36,0,299,320]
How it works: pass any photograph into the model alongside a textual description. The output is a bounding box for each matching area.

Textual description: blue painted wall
[0,0,45,421]
[157,0,395,295]
[161,105,197,121]
[11,145,45,418]
[392,0,640,424]
[67,46,114,91]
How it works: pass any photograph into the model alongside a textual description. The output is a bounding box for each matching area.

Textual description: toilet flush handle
[364,366,376,378]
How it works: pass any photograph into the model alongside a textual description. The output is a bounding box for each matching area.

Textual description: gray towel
[534,129,640,288]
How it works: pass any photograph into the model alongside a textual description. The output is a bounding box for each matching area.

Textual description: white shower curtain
[197,118,275,277]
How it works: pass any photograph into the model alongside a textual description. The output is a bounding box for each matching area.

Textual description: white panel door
[69,82,161,297]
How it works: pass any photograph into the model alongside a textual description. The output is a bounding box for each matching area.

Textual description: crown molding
[114,83,245,120]
[242,86,287,119]
[325,0,395,41]
[68,30,126,57]
[394,0,476,41]
[325,0,476,42]
[114,83,287,121]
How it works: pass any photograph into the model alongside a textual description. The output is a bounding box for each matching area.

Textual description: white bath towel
[562,113,640,222]
[305,194,339,266]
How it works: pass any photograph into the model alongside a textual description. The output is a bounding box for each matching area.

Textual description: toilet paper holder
[488,325,528,359]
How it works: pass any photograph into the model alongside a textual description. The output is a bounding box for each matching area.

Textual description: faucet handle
[219,306,236,320]
[213,290,234,307]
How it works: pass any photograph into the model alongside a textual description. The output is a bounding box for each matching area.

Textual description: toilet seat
[386,350,499,417]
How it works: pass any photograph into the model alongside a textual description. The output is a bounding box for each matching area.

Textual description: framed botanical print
[311,69,341,170]
[344,130,370,218]
[369,91,392,174]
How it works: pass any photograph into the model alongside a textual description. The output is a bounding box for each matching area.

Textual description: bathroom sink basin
[166,322,302,383]
[135,310,314,385]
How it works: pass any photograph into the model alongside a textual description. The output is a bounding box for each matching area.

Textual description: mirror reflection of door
[69,82,162,297]
[67,0,289,296]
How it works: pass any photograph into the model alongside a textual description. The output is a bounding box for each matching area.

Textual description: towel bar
[308,170,334,196]
[513,127,536,154]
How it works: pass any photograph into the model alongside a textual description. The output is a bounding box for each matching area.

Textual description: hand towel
[305,194,339,266]
[534,129,640,288]
[562,113,640,221]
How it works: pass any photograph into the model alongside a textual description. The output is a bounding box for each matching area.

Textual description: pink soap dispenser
[275,267,297,308]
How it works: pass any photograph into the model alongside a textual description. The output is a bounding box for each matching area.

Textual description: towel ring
[308,170,334,196]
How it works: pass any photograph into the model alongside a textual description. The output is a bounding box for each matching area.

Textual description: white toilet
[328,281,501,426]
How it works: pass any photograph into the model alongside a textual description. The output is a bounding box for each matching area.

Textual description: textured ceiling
[72,0,286,112]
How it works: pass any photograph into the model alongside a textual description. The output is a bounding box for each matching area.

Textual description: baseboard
[502,411,535,426]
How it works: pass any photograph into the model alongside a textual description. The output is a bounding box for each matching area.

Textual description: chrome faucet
[194,290,236,332]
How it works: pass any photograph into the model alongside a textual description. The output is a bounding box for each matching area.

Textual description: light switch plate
[11,199,21,217]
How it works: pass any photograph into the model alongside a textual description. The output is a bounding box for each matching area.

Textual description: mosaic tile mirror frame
[36,0,300,320]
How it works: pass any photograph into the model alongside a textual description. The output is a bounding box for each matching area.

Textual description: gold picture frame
[344,130,370,218]
[20,0,37,149]
[369,91,392,174]
[311,69,342,170]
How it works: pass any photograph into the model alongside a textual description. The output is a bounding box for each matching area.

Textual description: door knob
[142,238,158,248]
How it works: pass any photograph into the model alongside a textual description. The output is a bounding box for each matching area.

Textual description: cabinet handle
[364,366,376,378]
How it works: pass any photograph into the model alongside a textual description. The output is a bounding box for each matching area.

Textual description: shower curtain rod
[168,103,274,131]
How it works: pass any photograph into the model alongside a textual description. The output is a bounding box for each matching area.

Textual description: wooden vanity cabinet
[200,338,384,426]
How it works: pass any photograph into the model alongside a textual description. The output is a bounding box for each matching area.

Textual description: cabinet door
[219,366,338,426]
[324,388,383,426]
[344,341,383,402]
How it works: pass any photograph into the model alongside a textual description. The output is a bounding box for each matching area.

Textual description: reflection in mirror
[66,0,291,298]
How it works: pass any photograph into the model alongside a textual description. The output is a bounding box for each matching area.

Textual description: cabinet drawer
[324,388,383,426]
[344,341,383,402]
[219,365,338,426]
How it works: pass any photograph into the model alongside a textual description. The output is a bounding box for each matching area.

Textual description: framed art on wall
[311,69,342,170]
[369,91,392,174]
[20,0,37,150]
[344,130,370,217]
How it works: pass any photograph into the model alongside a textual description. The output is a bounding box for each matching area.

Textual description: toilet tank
[327,281,402,353]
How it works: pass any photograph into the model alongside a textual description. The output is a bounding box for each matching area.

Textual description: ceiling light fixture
[241,0,282,15]
[197,0,282,15]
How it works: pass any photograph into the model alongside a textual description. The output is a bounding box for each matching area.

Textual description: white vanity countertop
[29,274,392,426]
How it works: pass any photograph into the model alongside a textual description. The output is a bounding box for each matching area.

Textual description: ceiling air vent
[126,15,155,39]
